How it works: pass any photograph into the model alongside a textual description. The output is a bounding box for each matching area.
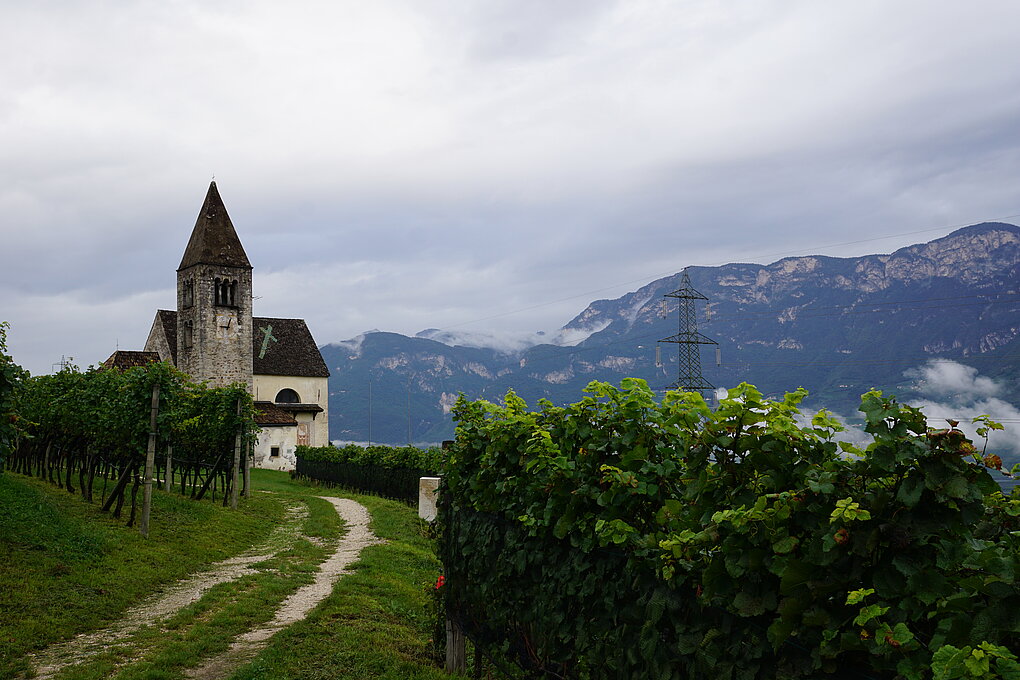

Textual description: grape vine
[440,379,1020,679]
[295,443,442,503]
[0,321,28,473]
[9,358,258,524]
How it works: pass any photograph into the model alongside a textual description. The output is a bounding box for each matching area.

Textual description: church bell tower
[176,182,254,390]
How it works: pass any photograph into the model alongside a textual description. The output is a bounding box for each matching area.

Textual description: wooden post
[231,398,241,510]
[140,382,159,538]
[243,440,251,498]
[446,617,466,674]
[163,445,172,492]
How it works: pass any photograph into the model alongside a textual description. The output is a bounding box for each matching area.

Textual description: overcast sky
[2,0,1020,375]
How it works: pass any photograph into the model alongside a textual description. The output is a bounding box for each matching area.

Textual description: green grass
[0,472,285,678]
[0,469,456,680]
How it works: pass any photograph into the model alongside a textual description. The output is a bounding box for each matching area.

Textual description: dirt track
[185,498,382,679]
[28,497,381,680]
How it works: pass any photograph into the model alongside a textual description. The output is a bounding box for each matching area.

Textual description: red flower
[435,575,446,589]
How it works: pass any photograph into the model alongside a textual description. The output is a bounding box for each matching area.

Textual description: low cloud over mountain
[905,360,1020,461]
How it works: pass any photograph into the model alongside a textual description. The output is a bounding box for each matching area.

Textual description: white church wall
[254,374,326,405]
[253,374,329,447]
[254,426,298,471]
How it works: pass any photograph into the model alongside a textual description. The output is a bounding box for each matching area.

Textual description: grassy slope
[0,473,285,677]
[0,470,453,680]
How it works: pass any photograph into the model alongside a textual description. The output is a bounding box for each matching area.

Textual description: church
[105,182,330,471]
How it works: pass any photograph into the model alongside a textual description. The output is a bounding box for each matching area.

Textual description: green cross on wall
[258,325,278,359]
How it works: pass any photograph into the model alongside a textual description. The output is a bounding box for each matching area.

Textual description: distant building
[102,350,161,371]
[107,182,329,470]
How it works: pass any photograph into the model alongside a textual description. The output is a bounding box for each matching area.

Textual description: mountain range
[320,222,1020,447]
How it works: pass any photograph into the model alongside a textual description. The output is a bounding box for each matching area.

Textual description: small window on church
[182,279,194,308]
[182,320,193,348]
[275,388,301,404]
[270,446,280,458]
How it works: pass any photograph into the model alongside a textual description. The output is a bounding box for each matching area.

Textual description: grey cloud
[903,361,1020,462]
[4,1,1020,376]
[905,360,1003,400]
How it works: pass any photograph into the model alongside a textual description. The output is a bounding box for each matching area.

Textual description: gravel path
[185,498,383,679]
[26,497,379,680]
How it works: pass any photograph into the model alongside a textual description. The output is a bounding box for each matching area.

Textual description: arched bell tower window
[214,277,237,306]
[275,388,301,404]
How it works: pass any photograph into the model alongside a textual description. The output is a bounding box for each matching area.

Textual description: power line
[436,212,1020,332]
[924,417,1020,423]
[514,291,1020,368]
[710,292,1020,322]
[721,298,1020,323]
[530,334,1020,367]
[728,354,1020,368]
[658,269,716,392]
[736,214,1020,263]
[517,323,1020,369]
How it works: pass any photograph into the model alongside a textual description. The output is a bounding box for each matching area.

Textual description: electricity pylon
[659,268,717,393]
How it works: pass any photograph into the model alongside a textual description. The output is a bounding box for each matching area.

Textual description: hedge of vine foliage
[9,359,258,522]
[440,378,1020,680]
[295,444,442,503]
[0,322,27,473]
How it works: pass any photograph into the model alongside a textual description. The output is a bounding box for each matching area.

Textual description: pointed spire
[177,182,252,271]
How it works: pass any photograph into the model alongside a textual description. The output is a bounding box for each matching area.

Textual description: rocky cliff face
[564,222,1018,331]
[322,223,1020,444]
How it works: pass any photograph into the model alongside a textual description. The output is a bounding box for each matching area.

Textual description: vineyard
[295,443,442,504]
[4,353,258,528]
[440,379,1020,679]
[6,315,1020,678]
[0,322,24,474]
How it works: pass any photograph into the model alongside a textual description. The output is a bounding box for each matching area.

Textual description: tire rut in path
[28,502,310,680]
[185,498,383,680]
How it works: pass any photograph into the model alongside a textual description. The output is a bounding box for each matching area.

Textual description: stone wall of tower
[176,263,254,390]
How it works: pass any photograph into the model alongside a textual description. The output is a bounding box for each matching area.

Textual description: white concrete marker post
[418,477,441,522]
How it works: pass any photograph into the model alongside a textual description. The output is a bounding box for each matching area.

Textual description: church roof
[252,317,331,378]
[154,311,329,378]
[254,401,299,427]
[277,402,325,414]
[156,309,177,358]
[178,182,252,271]
[102,350,161,371]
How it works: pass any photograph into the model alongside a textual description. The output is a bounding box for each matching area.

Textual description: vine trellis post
[243,440,251,498]
[163,445,172,493]
[231,397,242,510]
[140,382,159,538]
